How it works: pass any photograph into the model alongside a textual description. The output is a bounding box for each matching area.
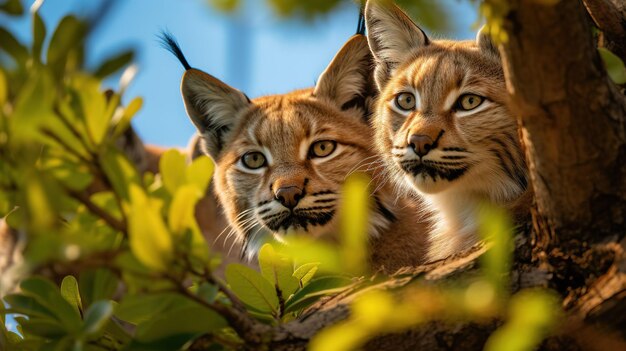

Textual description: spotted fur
[365,0,531,261]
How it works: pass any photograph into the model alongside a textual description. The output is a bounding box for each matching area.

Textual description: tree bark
[583,0,626,62]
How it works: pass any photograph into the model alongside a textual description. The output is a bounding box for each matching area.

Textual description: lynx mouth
[399,160,468,182]
[262,207,335,232]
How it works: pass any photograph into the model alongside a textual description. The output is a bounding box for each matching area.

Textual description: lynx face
[366,1,528,204]
[176,35,391,255]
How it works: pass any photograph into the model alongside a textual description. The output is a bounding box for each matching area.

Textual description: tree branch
[65,187,127,235]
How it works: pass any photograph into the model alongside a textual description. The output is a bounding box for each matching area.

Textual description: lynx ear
[476,26,500,58]
[181,69,251,160]
[365,0,429,89]
[314,34,374,115]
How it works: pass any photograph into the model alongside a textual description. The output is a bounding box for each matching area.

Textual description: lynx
[163,33,429,271]
[365,0,532,261]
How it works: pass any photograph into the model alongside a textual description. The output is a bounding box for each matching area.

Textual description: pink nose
[408,134,434,157]
[275,186,303,209]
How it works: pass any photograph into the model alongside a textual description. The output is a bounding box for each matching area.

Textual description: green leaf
[292,262,319,288]
[42,158,93,191]
[79,269,118,309]
[4,294,57,319]
[128,185,173,271]
[225,264,279,313]
[0,68,7,106]
[60,276,83,316]
[111,97,142,139]
[18,317,67,339]
[135,306,227,343]
[599,48,626,84]
[100,147,140,201]
[47,15,86,77]
[82,301,113,336]
[340,173,370,275]
[478,204,514,294]
[32,11,46,62]
[74,76,109,145]
[116,293,189,325]
[159,149,187,194]
[0,0,23,15]
[185,155,214,193]
[484,289,561,351]
[0,27,28,64]
[19,278,83,332]
[12,68,56,141]
[258,244,299,300]
[168,185,202,236]
[284,276,351,313]
[95,51,134,78]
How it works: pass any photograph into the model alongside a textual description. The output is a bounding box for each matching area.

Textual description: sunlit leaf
[60,276,83,317]
[74,75,109,145]
[112,97,143,139]
[0,68,6,106]
[284,276,351,313]
[100,147,140,201]
[210,0,240,12]
[276,236,342,273]
[599,48,626,84]
[292,262,319,288]
[258,244,299,300]
[160,149,187,194]
[478,203,513,295]
[484,289,561,351]
[168,184,202,235]
[128,185,174,271]
[185,155,214,193]
[340,173,370,275]
[225,264,279,314]
[309,322,368,351]
[11,68,56,141]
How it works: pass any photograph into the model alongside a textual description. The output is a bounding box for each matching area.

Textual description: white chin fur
[406,173,455,194]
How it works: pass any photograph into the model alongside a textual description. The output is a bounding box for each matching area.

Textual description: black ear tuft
[158,31,192,71]
[356,1,366,35]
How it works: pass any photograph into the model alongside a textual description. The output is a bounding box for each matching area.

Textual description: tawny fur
[179,35,430,272]
[365,0,532,262]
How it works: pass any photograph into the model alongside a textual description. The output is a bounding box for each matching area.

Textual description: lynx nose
[408,134,435,157]
[275,186,304,209]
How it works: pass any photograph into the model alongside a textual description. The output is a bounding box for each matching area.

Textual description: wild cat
[365,0,532,261]
[162,32,430,273]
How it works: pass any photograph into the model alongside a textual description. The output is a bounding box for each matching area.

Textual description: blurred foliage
[1,1,566,350]
[209,0,452,33]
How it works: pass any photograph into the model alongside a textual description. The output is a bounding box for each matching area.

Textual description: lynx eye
[394,92,416,111]
[242,151,267,169]
[309,140,337,158]
[456,94,484,111]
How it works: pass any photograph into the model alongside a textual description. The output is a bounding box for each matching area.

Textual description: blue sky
[5,0,477,147]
